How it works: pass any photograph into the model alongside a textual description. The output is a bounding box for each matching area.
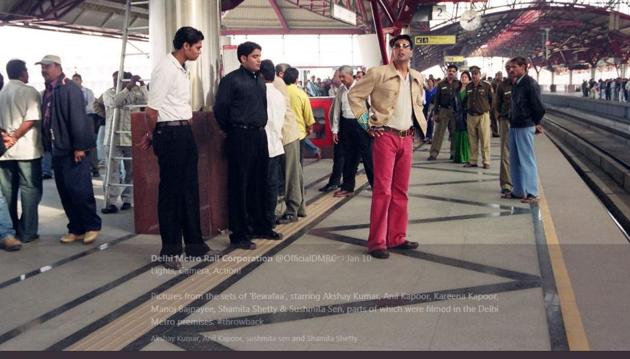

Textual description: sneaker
[121,202,132,211]
[0,235,22,251]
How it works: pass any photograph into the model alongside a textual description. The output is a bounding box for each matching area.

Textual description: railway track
[543,107,630,241]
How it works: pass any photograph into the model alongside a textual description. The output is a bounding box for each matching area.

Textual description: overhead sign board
[432,5,448,20]
[332,4,357,26]
[444,56,465,62]
[414,35,456,45]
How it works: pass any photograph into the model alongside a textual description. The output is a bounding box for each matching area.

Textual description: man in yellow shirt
[277,67,314,224]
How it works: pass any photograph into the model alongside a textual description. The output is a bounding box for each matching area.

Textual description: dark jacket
[509,74,545,128]
[433,79,461,110]
[43,74,95,156]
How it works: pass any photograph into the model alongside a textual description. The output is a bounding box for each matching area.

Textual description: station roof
[0,0,372,39]
[410,0,630,71]
[1,1,628,71]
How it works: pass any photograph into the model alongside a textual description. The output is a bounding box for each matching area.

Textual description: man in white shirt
[141,26,215,269]
[331,65,373,198]
[260,60,286,229]
[101,71,148,214]
[0,59,43,243]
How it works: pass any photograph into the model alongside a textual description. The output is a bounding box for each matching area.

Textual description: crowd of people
[581,78,630,101]
[0,26,548,264]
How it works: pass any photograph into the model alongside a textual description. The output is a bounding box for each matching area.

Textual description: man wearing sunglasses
[347,34,426,259]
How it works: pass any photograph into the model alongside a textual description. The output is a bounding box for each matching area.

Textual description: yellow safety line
[538,185,590,351]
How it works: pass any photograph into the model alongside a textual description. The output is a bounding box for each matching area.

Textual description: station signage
[444,56,465,62]
[414,35,456,45]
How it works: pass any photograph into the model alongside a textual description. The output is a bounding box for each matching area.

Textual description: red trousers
[367,132,413,252]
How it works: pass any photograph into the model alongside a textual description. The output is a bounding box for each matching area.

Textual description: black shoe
[427,156,437,161]
[319,184,339,192]
[231,241,257,250]
[158,256,182,270]
[369,249,390,259]
[252,231,283,240]
[101,205,118,214]
[92,171,101,178]
[297,212,307,218]
[276,214,298,224]
[121,202,132,210]
[391,240,419,250]
[43,174,53,180]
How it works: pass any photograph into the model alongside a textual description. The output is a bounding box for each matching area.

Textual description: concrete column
[591,66,596,80]
[569,70,573,86]
[149,0,221,111]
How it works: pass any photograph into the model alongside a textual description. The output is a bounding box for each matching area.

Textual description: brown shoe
[463,163,478,168]
[482,164,490,169]
[83,231,100,245]
[60,233,85,244]
[1,235,22,251]
[333,190,353,198]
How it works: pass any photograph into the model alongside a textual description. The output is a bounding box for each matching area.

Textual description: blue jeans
[0,159,43,241]
[509,126,538,197]
[0,191,16,241]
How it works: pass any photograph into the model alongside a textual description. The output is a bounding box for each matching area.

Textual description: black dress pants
[340,117,374,192]
[52,154,102,235]
[226,127,270,243]
[153,125,209,257]
[325,141,345,187]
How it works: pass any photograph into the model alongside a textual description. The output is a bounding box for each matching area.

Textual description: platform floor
[1,133,629,351]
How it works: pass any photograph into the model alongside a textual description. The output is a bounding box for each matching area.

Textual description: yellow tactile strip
[67,175,368,351]
[538,187,590,351]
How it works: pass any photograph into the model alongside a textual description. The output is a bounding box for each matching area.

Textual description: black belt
[156,120,190,127]
[230,123,263,131]
[468,111,485,116]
